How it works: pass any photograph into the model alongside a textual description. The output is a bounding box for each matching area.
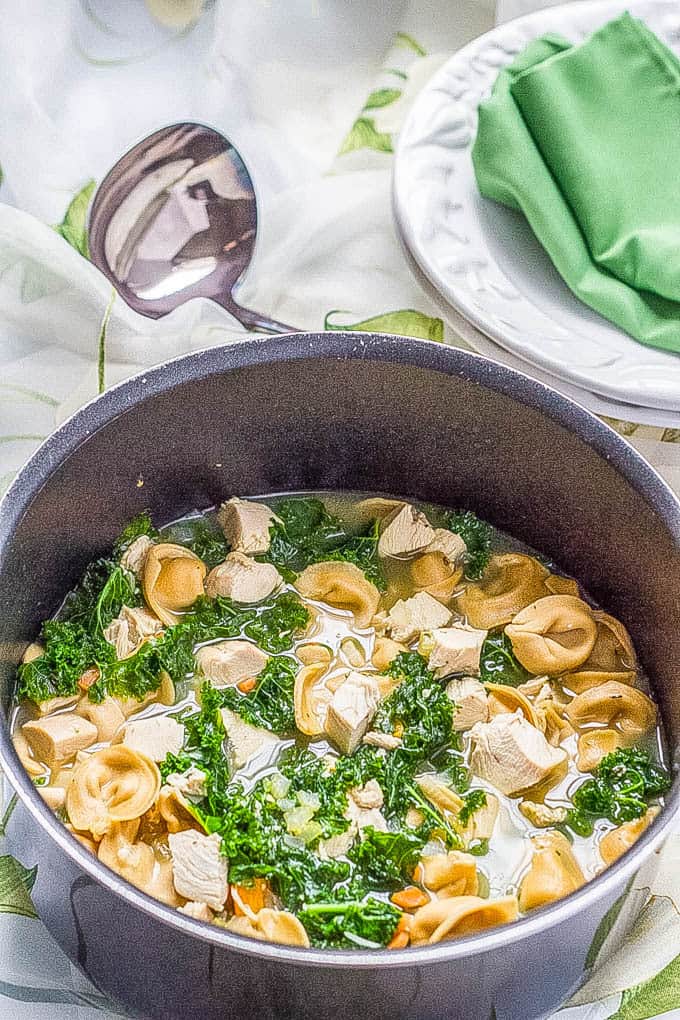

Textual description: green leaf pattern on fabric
[53,180,96,259]
[338,117,394,156]
[0,855,37,918]
[611,952,680,1019]
[363,88,402,110]
[324,308,444,341]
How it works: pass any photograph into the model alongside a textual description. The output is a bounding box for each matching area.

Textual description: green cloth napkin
[472,12,680,353]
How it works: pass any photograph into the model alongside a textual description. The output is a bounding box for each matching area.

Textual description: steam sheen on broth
[11,493,670,950]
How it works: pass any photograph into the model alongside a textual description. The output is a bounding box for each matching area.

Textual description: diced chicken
[220,707,279,769]
[350,778,384,810]
[178,901,214,922]
[426,624,488,678]
[324,671,380,755]
[387,592,452,643]
[317,829,356,860]
[346,783,388,833]
[122,715,184,762]
[22,714,98,768]
[166,766,208,802]
[36,694,80,716]
[363,730,402,750]
[217,497,278,555]
[76,697,126,743]
[425,529,467,566]
[196,640,268,688]
[120,535,154,577]
[104,605,163,659]
[378,504,435,559]
[519,801,568,828]
[205,552,282,604]
[169,830,229,911]
[446,677,490,731]
[469,711,566,796]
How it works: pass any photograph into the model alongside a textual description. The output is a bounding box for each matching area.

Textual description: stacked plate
[393,0,680,427]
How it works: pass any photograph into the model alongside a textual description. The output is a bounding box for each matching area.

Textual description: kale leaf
[570,747,670,826]
[243,593,310,653]
[458,788,488,827]
[347,827,424,890]
[374,652,454,762]
[218,657,297,733]
[112,511,158,558]
[298,896,401,949]
[479,632,531,687]
[444,509,493,580]
[262,497,385,588]
[17,621,115,703]
[162,515,229,569]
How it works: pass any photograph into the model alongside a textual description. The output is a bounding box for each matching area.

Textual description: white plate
[393,0,680,412]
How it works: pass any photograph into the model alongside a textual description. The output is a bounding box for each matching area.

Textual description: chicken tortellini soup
[12,495,671,950]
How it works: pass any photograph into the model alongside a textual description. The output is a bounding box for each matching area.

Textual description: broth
[10,492,670,950]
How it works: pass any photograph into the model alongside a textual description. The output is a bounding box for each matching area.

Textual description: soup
[11,493,670,950]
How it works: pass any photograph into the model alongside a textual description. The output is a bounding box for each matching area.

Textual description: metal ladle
[88,122,295,333]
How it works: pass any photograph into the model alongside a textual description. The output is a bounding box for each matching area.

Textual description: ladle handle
[215,295,298,335]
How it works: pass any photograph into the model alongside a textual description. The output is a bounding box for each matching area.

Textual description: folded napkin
[472,12,680,353]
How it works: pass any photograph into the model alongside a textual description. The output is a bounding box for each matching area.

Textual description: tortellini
[294,662,333,737]
[565,681,657,739]
[486,682,540,728]
[576,729,623,773]
[143,544,207,627]
[295,561,380,629]
[98,819,156,889]
[408,530,466,602]
[505,596,598,675]
[518,831,585,911]
[563,612,637,693]
[410,895,519,945]
[457,553,550,629]
[66,746,161,840]
[415,851,478,898]
[599,807,659,866]
[225,908,310,947]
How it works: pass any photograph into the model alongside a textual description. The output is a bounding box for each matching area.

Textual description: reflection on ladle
[88,123,295,333]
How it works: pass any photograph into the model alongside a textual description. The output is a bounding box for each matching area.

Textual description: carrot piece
[387,931,410,950]
[237,676,257,694]
[78,668,100,691]
[390,886,429,911]
[231,877,269,916]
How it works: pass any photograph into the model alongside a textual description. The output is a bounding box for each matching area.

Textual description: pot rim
[1,331,678,968]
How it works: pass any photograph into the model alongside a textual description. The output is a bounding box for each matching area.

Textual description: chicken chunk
[120,535,154,577]
[166,766,208,802]
[104,605,163,660]
[346,782,388,833]
[220,707,279,768]
[205,552,282,604]
[378,504,435,559]
[469,711,566,796]
[196,640,268,688]
[324,671,380,755]
[169,830,228,911]
[426,624,488,678]
[217,497,278,555]
[445,677,490,731]
[387,592,452,644]
[122,715,185,762]
[363,730,402,750]
[519,801,568,828]
[22,714,98,768]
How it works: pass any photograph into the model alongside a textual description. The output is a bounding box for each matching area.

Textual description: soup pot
[0,333,678,1020]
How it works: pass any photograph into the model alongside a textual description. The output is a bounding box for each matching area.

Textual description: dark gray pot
[0,333,678,1020]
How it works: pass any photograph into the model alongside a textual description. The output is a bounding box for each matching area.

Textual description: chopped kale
[348,827,424,890]
[298,896,401,948]
[262,496,384,588]
[444,509,493,580]
[479,632,531,687]
[458,788,488,827]
[112,511,158,558]
[218,657,297,733]
[17,620,115,704]
[162,515,229,569]
[243,593,310,653]
[374,653,454,763]
[570,747,670,827]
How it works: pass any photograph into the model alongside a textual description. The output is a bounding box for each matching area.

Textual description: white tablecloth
[0,2,678,1017]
